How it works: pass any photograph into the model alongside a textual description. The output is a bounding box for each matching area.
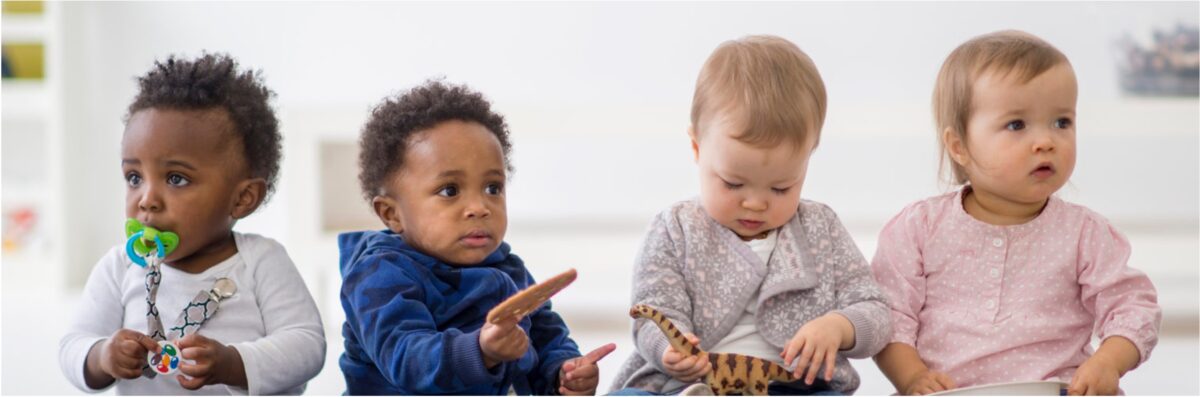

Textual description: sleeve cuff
[637,320,686,373]
[229,343,257,396]
[540,351,578,394]
[448,329,508,385]
[833,309,878,359]
[1101,326,1158,368]
[71,337,110,392]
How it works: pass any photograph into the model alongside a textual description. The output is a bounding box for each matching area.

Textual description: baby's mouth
[460,230,493,248]
[1031,162,1056,179]
[738,219,765,230]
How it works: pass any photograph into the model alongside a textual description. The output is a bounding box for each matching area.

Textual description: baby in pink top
[870,30,1161,396]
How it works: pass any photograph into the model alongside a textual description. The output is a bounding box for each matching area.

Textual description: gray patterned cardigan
[610,199,892,394]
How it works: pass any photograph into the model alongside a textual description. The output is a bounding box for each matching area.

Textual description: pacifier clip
[126,219,237,378]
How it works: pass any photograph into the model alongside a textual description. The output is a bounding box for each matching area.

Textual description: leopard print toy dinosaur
[630,304,796,395]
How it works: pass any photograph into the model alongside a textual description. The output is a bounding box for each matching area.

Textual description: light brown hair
[934,30,1069,184]
[691,35,826,150]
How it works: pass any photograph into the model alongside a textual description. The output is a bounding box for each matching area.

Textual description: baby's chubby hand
[558,343,617,395]
[901,370,956,395]
[98,329,161,380]
[661,333,711,383]
[1067,354,1120,396]
[479,315,529,369]
[175,333,246,390]
[782,313,853,385]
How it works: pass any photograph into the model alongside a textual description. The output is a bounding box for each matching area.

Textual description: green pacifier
[125,218,179,266]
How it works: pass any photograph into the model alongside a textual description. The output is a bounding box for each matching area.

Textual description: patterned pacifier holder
[125,219,238,378]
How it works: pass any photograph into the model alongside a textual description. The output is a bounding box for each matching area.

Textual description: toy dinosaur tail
[629,304,702,356]
[765,360,794,382]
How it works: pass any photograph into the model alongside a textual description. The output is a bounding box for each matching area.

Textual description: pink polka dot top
[871,187,1161,388]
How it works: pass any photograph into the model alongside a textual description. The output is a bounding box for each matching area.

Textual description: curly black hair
[358,79,513,201]
[126,52,282,201]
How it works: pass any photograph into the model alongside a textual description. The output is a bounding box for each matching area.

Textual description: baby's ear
[372,195,404,233]
[231,178,267,219]
[687,125,699,162]
[942,127,969,166]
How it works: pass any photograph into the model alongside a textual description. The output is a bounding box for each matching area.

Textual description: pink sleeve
[870,205,928,348]
[1077,217,1161,367]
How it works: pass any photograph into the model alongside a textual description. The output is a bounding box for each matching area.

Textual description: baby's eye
[484,183,503,196]
[126,173,142,187]
[771,187,790,195]
[722,180,743,190]
[1054,118,1073,129]
[437,185,459,197]
[1005,120,1026,131]
[166,173,190,187]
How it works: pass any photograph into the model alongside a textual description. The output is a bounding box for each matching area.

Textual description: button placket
[984,233,1007,322]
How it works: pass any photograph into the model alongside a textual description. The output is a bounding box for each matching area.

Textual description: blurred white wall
[3,1,1197,395]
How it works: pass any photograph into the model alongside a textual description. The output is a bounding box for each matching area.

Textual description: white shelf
[0,185,50,202]
[0,14,47,42]
[1,80,50,119]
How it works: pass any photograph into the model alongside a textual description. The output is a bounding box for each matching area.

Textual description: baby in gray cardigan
[610,35,891,395]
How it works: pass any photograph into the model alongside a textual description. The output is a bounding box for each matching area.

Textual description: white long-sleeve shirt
[59,232,326,395]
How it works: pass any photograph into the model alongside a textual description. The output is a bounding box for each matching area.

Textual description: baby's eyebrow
[485,169,504,178]
[436,170,465,179]
[164,160,198,171]
[121,159,140,166]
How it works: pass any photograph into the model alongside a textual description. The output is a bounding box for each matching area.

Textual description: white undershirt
[708,229,784,366]
[59,232,326,395]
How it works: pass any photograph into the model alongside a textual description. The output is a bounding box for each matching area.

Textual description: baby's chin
[437,250,497,267]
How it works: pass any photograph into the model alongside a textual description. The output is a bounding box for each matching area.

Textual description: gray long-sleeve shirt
[610,198,892,394]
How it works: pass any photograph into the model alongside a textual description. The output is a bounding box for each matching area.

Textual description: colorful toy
[124,218,179,267]
[629,304,796,395]
[487,268,576,324]
[146,341,181,375]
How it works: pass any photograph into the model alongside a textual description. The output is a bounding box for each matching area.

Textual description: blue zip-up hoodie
[338,230,581,395]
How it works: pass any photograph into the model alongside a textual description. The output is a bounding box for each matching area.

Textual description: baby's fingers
[803,345,825,385]
[822,349,836,382]
[792,340,816,379]
[111,356,143,379]
[561,360,578,381]
[933,372,955,391]
[177,374,209,390]
[581,343,616,365]
[687,357,711,379]
[782,336,807,366]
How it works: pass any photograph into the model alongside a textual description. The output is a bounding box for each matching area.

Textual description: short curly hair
[358,79,513,201]
[126,52,282,200]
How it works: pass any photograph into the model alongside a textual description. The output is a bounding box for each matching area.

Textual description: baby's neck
[963,188,1047,226]
[167,233,239,274]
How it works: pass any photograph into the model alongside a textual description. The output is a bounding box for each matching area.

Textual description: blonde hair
[691,35,826,150]
[934,30,1069,184]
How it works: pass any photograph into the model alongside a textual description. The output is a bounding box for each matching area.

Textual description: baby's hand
[661,333,710,383]
[479,316,529,369]
[1067,355,1120,395]
[901,370,955,395]
[558,343,617,395]
[99,329,160,380]
[175,334,246,390]
[782,313,852,385]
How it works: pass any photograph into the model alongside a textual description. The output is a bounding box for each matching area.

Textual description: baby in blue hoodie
[338,80,614,395]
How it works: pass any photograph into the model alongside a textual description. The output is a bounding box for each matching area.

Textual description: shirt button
[992,238,1004,247]
[985,300,996,309]
[989,269,1000,278]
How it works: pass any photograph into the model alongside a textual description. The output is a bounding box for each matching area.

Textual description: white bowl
[928,380,1068,396]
